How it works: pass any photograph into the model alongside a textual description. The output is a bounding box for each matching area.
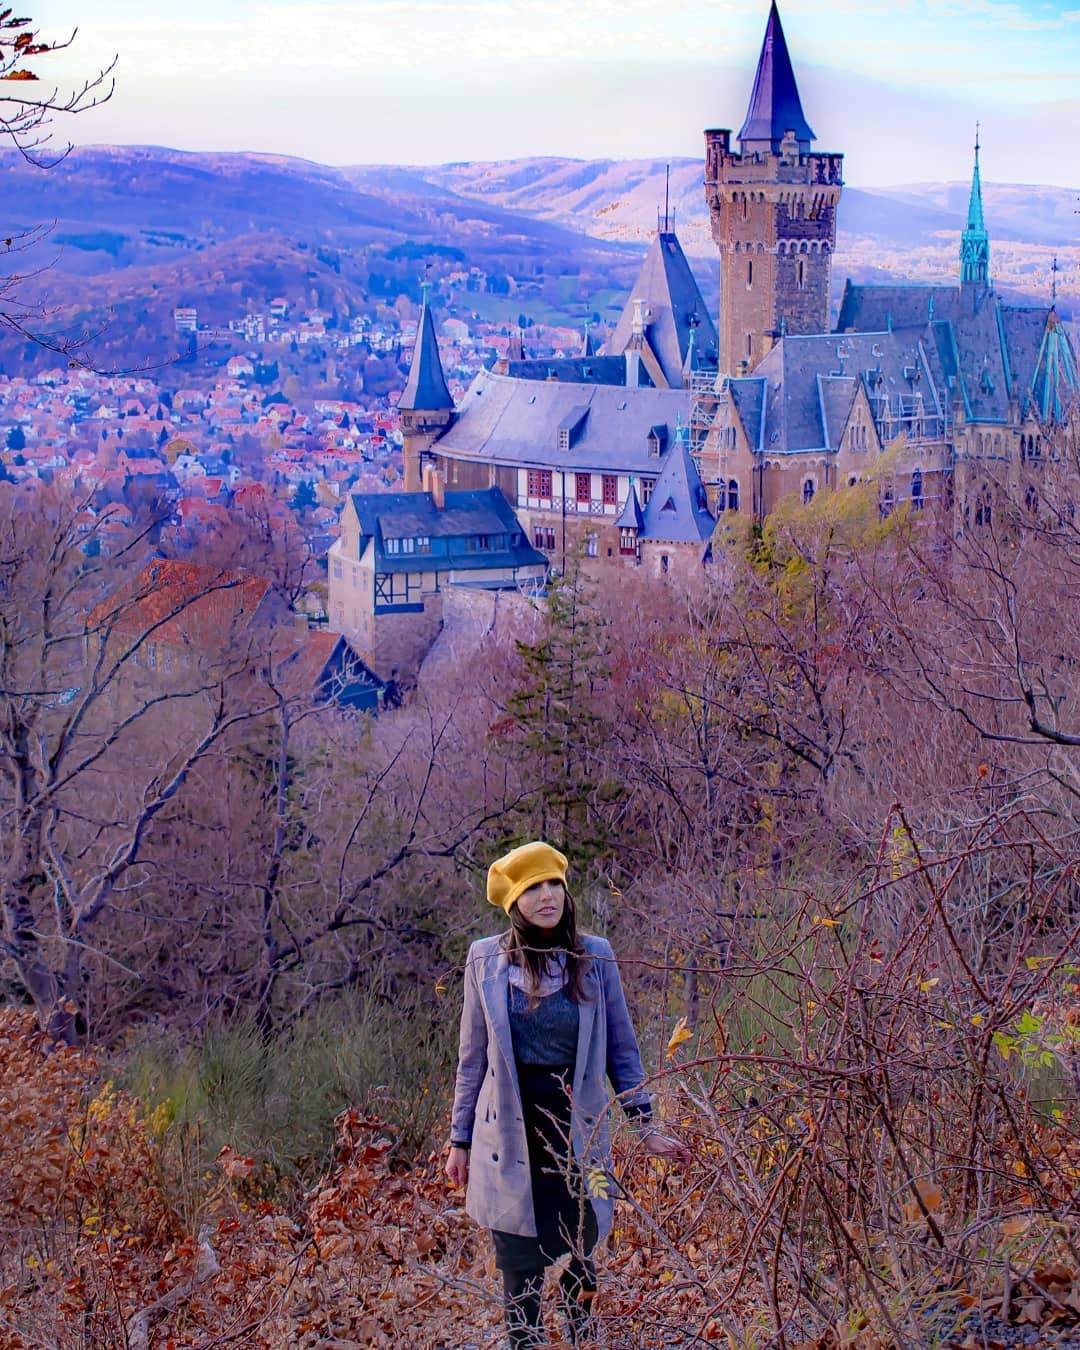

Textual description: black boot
[558,1260,597,1345]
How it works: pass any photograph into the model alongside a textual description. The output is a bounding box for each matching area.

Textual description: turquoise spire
[960,126,990,290]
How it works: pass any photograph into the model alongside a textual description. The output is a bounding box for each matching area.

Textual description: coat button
[492,1152,499,1162]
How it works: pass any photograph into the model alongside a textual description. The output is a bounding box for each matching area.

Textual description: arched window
[1025,484,1038,514]
[802,478,815,504]
[716,481,727,512]
[880,485,894,519]
[911,468,923,510]
[1021,434,1028,462]
[746,333,753,359]
[728,478,740,513]
[742,195,749,221]
[747,259,753,288]
[797,257,806,289]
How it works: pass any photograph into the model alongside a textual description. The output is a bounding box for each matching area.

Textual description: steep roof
[606,230,718,388]
[399,300,453,412]
[435,366,689,474]
[615,482,644,530]
[640,430,715,543]
[90,560,273,648]
[738,1,816,152]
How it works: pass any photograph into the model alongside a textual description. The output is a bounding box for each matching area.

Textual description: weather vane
[1050,255,1059,306]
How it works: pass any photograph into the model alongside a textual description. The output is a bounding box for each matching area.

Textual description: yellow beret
[486,841,569,915]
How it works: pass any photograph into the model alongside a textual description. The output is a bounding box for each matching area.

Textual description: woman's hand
[640,1130,691,1164]
[445,1145,470,1189]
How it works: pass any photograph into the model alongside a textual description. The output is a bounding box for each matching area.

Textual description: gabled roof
[640,431,715,543]
[606,231,718,388]
[435,366,689,474]
[738,1,815,152]
[399,301,453,412]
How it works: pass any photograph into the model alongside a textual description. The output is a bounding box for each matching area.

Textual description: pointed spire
[607,229,718,387]
[399,288,452,412]
[580,321,598,358]
[640,425,715,544]
[960,125,990,290]
[738,2,815,154]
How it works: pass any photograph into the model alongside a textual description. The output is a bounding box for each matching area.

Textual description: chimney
[423,464,445,510]
[632,298,649,337]
[625,348,641,389]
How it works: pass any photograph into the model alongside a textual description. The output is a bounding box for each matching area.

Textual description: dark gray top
[508,981,579,1066]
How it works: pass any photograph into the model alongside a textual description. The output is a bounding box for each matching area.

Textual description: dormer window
[648,424,667,457]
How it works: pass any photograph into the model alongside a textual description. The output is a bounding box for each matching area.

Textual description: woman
[446,840,687,1347]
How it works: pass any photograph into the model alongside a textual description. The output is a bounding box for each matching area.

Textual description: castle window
[747,260,753,289]
[880,485,894,519]
[585,531,598,558]
[742,196,749,221]
[1025,484,1038,514]
[527,468,552,500]
[384,537,400,555]
[911,469,923,510]
[797,258,806,289]
[728,478,740,513]
[660,554,670,574]
[332,558,343,580]
[415,535,431,553]
[640,478,656,506]
[602,474,618,507]
[619,528,638,557]
[746,333,753,359]
[802,478,815,505]
[576,472,591,505]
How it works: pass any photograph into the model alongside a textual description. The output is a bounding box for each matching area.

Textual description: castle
[387,0,1077,580]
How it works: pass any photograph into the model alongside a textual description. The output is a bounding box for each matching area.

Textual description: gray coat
[450,931,651,1240]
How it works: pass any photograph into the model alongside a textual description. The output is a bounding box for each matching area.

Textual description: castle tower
[704,1,843,375]
[399,287,454,492]
[960,129,990,294]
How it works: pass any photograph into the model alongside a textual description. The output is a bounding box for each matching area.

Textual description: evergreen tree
[502,547,621,872]
[6,425,25,451]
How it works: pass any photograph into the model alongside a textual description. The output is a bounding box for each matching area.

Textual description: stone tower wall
[705,129,842,375]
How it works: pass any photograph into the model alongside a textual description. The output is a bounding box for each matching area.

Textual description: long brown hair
[502,885,593,1008]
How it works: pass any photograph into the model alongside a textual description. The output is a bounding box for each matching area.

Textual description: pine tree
[502,547,621,872]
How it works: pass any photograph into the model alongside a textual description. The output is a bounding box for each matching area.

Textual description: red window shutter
[576,473,591,504]
[540,470,552,498]
[602,474,617,505]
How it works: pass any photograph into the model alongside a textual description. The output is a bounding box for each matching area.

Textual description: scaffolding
[688,370,729,487]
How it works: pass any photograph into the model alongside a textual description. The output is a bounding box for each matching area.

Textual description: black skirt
[491,1061,599,1273]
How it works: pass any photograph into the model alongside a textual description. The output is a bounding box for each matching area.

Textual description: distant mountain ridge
[349,156,1078,257]
[0,144,1073,351]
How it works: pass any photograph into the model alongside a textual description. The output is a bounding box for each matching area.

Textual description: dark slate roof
[435,366,690,473]
[615,482,644,530]
[349,486,546,575]
[399,302,452,412]
[640,432,715,543]
[738,1,816,152]
[500,355,626,386]
[836,282,959,333]
[817,375,858,451]
[738,329,943,454]
[838,283,1077,427]
[606,231,718,388]
[729,378,766,452]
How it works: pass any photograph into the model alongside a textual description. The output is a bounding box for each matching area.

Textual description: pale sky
[38,0,1080,186]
